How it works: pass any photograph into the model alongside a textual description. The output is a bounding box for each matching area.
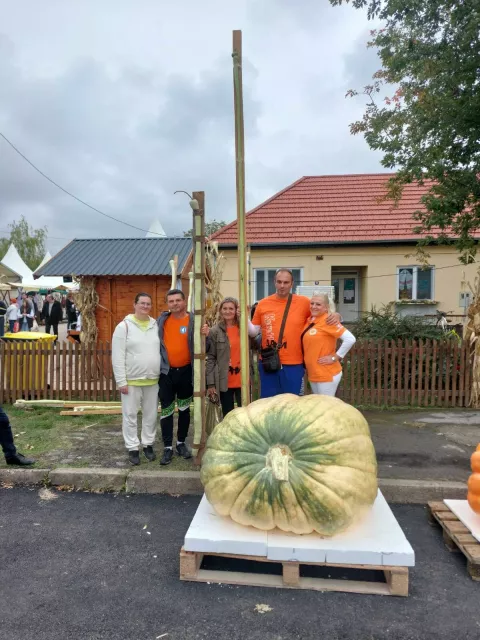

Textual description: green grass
[1,406,200,471]
[1,407,121,468]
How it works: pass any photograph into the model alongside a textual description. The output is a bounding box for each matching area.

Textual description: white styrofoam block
[184,495,268,556]
[184,492,415,567]
[266,491,415,567]
[444,499,480,543]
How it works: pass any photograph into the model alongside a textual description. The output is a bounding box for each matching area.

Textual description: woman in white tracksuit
[301,293,356,396]
[112,293,161,466]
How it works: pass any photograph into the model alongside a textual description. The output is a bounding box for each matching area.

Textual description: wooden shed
[35,237,193,341]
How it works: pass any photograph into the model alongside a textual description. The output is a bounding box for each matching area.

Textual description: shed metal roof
[34,238,192,277]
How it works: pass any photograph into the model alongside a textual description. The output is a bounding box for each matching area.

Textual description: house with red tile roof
[212,173,475,320]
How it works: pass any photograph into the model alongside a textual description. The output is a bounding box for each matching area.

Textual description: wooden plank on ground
[179,548,409,597]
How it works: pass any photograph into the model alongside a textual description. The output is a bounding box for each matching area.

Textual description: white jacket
[111,316,161,388]
[6,304,19,321]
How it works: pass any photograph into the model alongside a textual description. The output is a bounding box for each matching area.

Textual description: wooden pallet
[179,547,409,596]
[428,501,480,581]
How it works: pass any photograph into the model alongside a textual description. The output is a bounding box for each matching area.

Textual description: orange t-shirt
[227,325,241,388]
[164,314,190,367]
[252,294,310,365]
[302,314,345,382]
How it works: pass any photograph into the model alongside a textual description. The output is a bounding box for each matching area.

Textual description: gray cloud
[0,1,383,257]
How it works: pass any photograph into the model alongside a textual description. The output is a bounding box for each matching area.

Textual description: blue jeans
[258,362,305,398]
[0,406,16,459]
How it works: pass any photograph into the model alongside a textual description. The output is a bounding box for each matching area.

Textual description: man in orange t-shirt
[157,289,194,465]
[248,269,341,398]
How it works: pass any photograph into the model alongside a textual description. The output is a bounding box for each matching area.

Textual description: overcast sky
[0,0,383,256]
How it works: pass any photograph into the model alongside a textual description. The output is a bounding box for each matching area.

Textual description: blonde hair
[311,293,335,313]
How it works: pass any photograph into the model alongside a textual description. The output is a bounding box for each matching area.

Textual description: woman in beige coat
[205,297,243,417]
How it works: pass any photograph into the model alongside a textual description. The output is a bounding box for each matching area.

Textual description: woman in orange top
[205,297,243,416]
[302,294,356,396]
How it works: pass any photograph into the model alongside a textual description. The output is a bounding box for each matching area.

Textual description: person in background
[302,293,356,396]
[19,298,34,331]
[157,289,194,465]
[204,297,243,417]
[0,299,6,337]
[41,293,63,337]
[6,298,19,333]
[112,293,161,466]
[66,293,78,330]
[0,405,35,466]
[248,269,341,398]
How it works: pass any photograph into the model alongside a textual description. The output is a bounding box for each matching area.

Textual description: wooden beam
[191,191,206,462]
[232,30,251,407]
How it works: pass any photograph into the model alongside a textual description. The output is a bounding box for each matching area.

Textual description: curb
[0,467,468,503]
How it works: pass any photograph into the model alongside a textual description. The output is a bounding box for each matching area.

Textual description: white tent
[2,244,34,282]
[146,219,167,238]
[1,244,63,291]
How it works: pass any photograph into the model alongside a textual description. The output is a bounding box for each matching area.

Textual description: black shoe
[128,450,140,466]
[143,446,156,462]
[176,442,192,459]
[6,453,35,466]
[160,448,174,466]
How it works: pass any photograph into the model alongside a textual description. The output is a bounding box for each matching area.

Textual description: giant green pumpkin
[201,394,378,536]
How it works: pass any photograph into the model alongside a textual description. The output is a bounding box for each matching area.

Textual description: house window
[253,268,303,301]
[397,266,434,301]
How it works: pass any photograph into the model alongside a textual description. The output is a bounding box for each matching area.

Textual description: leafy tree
[183,219,227,238]
[331,0,480,261]
[0,216,47,271]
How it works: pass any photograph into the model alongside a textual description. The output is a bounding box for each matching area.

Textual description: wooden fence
[337,339,471,407]
[0,338,473,407]
[0,341,116,405]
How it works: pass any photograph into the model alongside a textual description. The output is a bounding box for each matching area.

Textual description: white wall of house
[219,244,477,318]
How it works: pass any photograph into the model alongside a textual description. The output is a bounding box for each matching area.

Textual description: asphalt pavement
[1,488,479,640]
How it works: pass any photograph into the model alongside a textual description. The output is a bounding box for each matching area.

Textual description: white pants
[121,384,159,451]
[310,372,342,397]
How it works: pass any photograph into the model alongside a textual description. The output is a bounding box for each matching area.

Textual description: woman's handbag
[206,394,222,436]
[260,294,292,373]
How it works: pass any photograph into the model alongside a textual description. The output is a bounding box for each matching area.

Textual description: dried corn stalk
[463,268,480,407]
[204,241,226,326]
[73,276,99,345]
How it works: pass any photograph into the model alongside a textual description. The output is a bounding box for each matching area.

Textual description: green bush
[349,305,456,341]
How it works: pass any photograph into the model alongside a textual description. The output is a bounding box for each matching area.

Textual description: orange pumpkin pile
[467,444,480,514]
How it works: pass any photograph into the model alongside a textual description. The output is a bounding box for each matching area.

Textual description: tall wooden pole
[233,30,251,407]
[191,191,206,461]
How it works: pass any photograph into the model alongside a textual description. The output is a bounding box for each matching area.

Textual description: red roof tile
[211,174,434,245]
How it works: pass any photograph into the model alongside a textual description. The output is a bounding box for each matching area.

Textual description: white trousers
[310,372,342,397]
[121,384,159,451]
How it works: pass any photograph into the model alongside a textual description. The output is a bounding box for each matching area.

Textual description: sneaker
[143,446,156,462]
[5,453,35,466]
[160,448,174,466]
[176,442,192,459]
[128,450,140,466]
